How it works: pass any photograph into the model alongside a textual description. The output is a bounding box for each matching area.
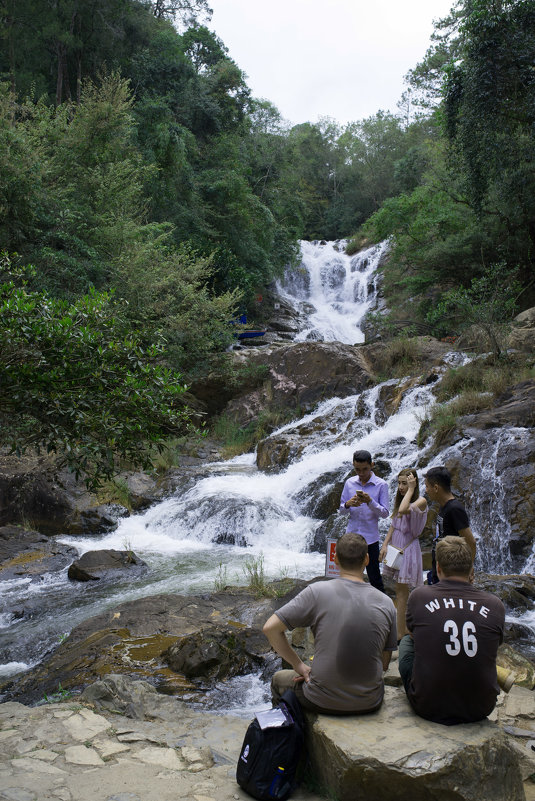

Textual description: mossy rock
[497,643,535,689]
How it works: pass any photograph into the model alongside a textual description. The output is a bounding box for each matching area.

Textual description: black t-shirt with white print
[406,579,504,725]
[436,498,470,539]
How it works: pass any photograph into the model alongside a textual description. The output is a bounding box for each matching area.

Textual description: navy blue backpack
[236,689,306,801]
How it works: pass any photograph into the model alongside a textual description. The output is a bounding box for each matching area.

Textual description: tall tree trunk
[55,42,65,105]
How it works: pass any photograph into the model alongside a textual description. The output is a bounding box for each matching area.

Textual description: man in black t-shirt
[425,466,476,584]
[398,537,504,725]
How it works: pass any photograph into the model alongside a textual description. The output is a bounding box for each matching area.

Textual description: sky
[208,0,455,126]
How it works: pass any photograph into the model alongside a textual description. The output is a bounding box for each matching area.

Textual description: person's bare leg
[395,582,410,640]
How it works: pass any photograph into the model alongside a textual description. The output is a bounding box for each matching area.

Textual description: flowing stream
[1,239,533,701]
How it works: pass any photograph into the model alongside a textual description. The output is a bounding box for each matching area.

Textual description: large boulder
[424,381,535,567]
[0,451,157,536]
[308,686,524,801]
[223,341,373,427]
[508,307,535,352]
[460,380,535,430]
[162,624,271,682]
[67,549,149,582]
[256,432,307,472]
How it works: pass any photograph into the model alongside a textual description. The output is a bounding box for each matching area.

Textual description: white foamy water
[3,239,532,703]
[276,239,388,343]
[0,662,33,679]
[59,380,438,575]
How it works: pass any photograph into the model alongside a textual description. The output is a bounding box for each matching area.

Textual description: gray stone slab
[0,789,37,801]
[130,746,185,770]
[64,745,104,766]
[10,758,66,776]
[24,749,58,762]
[307,687,525,801]
[62,711,109,741]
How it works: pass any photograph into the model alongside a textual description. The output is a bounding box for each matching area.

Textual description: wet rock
[162,625,270,683]
[301,472,345,520]
[0,452,139,536]
[309,513,346,553]
[476,574,535,611]
[461,380,535,430]
[263,291,304,334]
[0,584,307,705]
[505,620,535,644]
[67,549,149,582]
[431,395,535,567]
[376,376,418,419]
[422,385,535,568]
[0,525,77,580]
[497,645,535,690]
[256,433,305,472]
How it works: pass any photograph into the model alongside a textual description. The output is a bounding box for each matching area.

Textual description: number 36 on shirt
[443,620,478,657]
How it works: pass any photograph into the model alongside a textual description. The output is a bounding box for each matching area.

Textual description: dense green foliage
[363,0,534,334]
[0,258,192,487]
[1,0,533,480]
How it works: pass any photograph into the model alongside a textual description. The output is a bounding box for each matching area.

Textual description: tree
[149,0,212,25]
[0,257,193,488]
[426,262,523,355]
[113,242,241,377]
[442,0,535,293]
[404,1,464,110]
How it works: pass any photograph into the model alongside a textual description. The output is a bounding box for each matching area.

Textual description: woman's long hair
[392,468,420,517]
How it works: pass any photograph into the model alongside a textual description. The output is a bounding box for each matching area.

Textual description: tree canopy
[0,258,193,488]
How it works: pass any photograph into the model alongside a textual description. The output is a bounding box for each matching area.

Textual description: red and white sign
[325,538,340,578]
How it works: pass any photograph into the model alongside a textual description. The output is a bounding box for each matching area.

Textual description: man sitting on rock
[263,533,397,714]
[398,536,505,725]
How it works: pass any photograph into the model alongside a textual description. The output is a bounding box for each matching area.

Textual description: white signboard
[325,538,341,578]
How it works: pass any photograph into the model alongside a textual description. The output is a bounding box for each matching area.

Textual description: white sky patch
[209,0,455,124]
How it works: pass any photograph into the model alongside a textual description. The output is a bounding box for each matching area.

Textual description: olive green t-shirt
[276,578,397,712]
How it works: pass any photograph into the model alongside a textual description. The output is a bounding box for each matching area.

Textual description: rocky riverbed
[1,667,535,801]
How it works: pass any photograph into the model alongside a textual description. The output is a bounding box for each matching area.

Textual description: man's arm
[364,481,389,519]
[458,526,476,562]
[382,651,392,671]
[263,614,311,682]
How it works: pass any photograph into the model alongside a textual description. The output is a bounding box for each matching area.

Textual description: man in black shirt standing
[398,536,504,725]
[425,466,476,584]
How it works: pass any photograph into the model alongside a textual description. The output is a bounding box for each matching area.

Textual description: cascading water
[0,377,439,685]
[276,239,388,343]
[1,239,533,695]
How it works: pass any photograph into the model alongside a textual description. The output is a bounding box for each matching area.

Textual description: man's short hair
[353,449,372,464]
[336,533,368,570]
[436,536,472,576]
[425,465,451,492]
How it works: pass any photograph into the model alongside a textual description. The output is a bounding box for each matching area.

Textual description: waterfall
[276,240,388,343]
[2,239,532,686]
